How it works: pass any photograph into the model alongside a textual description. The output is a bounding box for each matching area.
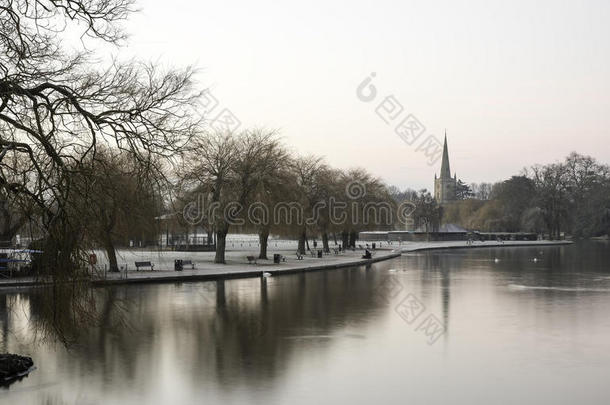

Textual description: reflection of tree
[0,266,393,394]
[192,269,388,389]
[0,294,9,352]
[24,283,114,346]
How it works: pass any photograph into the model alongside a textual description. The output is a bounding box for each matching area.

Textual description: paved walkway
[0,239,573,288]
[0,249,401,288]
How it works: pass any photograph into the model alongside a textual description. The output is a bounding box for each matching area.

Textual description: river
[1,241,609,404]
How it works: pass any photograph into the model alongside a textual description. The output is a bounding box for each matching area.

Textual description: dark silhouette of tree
[0,0,201,274]
[71,149,163,272]
[456,179,474,200]
[412,190,442,232]
[180,130,284,263]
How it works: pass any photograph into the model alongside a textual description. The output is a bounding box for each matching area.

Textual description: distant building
[434,133,457,204]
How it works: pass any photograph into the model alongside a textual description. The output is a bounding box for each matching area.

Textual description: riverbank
[400,239,572,252]
[93,249,402,286]
[0,239,572,288]
[0,249,401,288]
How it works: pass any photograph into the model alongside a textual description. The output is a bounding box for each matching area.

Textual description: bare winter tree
[0,0,201,274]
[530,163,570,240]
[179,131,239,263]
[290,156,327,254]
[0,151,37,246]
[180,129,285,263]
[248,146,292,260]
[71,148,163,272]
[411,189,443,233]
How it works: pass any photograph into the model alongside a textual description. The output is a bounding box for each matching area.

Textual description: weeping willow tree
[68,148,164,272]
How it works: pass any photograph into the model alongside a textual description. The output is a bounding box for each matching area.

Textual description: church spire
[440,131,451,179]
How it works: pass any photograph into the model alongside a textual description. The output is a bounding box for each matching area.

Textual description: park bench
[135,261,154,271]
[309,250,316,257]
[182,260,195,269]
[246,255,257,264]
[332,248,339,255]
[295,252,304,260]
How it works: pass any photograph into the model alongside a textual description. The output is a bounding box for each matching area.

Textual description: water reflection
[1,241,609,404]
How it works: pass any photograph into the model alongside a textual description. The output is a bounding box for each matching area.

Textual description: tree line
[0,1,403,273]
[1,1,608,281]
[441,153,610,239]
[174,131,398,263]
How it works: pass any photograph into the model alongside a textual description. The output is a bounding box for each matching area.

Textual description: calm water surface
[1,241,610,404]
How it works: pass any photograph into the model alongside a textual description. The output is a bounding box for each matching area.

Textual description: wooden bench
[246,255,257,264]
[182,260,195,269]
[295,252,304,260]
[135,261,154,271]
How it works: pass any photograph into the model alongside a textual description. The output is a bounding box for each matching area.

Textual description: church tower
[434,133,457,204]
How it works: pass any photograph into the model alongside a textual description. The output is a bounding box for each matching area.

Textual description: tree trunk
[258,228,269,260]
[0,210,26,248]
[0,232,13,248]
[207,229,214,246]
[349,231,357,248]
[215,228,228,264]
[104,233,119,272]
[298,231,306,254]
[322,232,330,253]
[341,231,349,249]
[333,232,337,245]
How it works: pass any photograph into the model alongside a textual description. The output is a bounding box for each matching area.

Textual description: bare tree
[0,151,36,246]
[249,151,292,260]
[411,189,442,233]
[530,164,570,239]
[0,0,201,274]
[181,129,285,263]
[290,156,327,254]
[470,182,493,200]
[71,149,162,271]
[179,131,238,263]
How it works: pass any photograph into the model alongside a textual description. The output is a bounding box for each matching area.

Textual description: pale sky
[111,0,609,190]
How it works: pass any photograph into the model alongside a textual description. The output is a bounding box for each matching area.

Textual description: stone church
[434,134,457,204]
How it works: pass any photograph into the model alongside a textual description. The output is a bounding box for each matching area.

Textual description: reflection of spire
[441,268,450,339]
[441,268,451,344]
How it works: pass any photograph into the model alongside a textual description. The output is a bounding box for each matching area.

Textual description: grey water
[1,241,610,404]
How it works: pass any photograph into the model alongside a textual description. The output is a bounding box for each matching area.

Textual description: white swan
[262,272,272,277]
